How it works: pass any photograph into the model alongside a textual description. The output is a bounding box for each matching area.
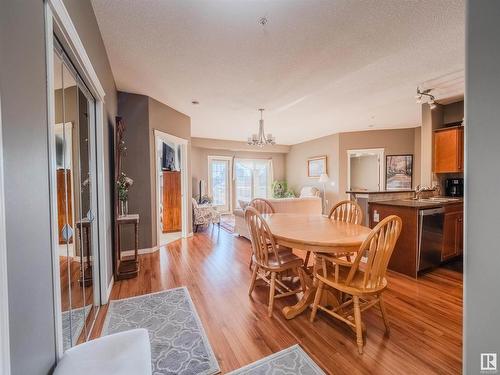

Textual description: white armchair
[192,198,221,232]
[299,186,321,198]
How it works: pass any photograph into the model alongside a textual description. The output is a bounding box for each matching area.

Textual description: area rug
[62,304,91,351]
[227,345,325,375]
[220,214,235,233]
[101,287,220,375]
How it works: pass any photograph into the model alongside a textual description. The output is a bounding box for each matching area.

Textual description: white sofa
[234,196,322,239]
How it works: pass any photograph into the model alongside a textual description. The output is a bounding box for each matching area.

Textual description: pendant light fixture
[247,109,276,147]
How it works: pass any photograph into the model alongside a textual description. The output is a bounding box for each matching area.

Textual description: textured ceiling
[91,0,464,145]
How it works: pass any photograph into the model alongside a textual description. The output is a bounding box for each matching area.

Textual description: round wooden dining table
[262,213,372,319]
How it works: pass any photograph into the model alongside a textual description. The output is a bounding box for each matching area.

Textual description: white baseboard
[120,246,159,258]
[187,232,194,237]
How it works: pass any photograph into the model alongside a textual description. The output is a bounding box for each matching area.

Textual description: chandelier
[247,109,276,147]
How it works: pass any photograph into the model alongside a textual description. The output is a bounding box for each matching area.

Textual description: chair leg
[248,265,258,296]
[248,256,253,270]
[268,272,277,317]
[378,294,390,335]
[353,296,364,354]
[310,279,324,322]
[304,251,311,268]
[194,224,199,233]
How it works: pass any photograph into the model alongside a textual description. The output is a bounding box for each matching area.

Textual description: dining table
[262,213,372,319]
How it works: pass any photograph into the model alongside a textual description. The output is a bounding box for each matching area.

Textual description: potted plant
[272,180,295,198]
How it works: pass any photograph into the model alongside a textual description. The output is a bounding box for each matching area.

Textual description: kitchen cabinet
[433,126,464,173]
[369,200,463,278]
[442,204,464,261]
[162,171,181,232]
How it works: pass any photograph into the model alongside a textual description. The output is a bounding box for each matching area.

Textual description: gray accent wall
[0,0,117,373]
[118,92,192,249]
[465,0,500,372]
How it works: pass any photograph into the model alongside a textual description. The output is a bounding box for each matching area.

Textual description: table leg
[281,259,341,320]
[282,267,315,319]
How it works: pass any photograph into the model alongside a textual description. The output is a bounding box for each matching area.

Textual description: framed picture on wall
[307,156,327,178]
[385,154,413,190]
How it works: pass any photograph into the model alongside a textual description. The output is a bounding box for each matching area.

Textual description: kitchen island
[368,198,463,277]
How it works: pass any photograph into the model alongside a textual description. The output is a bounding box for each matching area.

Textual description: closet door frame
[0,92,12,375]
[45,0,110,360]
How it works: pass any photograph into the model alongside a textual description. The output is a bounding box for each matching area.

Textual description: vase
[120,200,128,216]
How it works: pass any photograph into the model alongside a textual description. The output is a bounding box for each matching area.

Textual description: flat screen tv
[162,143,176,171]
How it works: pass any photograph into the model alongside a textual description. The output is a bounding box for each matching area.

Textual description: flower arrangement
[272,180,295,198]
[116,172,134,202]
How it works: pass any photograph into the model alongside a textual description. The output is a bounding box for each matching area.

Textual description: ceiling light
[191,100,199,105]
[247,109,275,147]
[416,87,437,110]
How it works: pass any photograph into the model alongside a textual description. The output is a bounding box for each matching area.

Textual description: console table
[115,214,140,280]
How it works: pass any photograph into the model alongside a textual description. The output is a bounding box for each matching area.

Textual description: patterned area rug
[101,287,220,375]
[228,345,325,375]
[62,305,91,351]
[220,214,235,233]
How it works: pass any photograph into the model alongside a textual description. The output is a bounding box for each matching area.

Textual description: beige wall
[338,128,418,199]
[350,155,380,191]
[286,133,340,213]
[148,97,192,242]
[191,138,287,211]
[286,128,419,212]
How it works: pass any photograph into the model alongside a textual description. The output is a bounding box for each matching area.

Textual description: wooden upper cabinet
[433,126,464,173]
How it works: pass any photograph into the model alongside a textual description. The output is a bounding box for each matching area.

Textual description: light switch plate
[373,210,380,223]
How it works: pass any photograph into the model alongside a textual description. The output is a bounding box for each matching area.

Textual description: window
[234,159,273,208]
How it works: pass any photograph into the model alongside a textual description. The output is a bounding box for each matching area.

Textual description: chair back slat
[346,215,402,290]
[329,200,363,224]
[249,198,275,215]
[245,206,280,268]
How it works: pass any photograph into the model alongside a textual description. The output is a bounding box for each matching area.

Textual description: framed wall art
[385,154,413,190]
[307,156,327,178]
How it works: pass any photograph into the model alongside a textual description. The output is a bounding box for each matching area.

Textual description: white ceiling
[91,0,464,145]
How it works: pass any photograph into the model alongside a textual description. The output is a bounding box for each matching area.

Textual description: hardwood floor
[91,228,462,374]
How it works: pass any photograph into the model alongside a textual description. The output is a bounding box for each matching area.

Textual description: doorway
[208,156,232,213]
[347,148,385,191]
[155,130,188,246]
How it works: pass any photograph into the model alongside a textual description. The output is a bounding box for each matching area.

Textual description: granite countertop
[346,190,415,194]
[369,198,464,209]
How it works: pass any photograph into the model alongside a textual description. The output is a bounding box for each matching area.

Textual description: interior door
[208,157,231,212]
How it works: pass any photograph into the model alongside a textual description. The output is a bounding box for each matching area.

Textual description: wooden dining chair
[328,200,363,224]
[245,207,306,317]
[309,215,402,354]
[249,198,275,214]
[305,200,364,267]
[247,198,292,269]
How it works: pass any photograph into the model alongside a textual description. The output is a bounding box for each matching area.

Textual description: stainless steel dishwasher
[418,207,445,271]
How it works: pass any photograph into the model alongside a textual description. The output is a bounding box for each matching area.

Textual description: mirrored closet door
[52,38,100,351]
